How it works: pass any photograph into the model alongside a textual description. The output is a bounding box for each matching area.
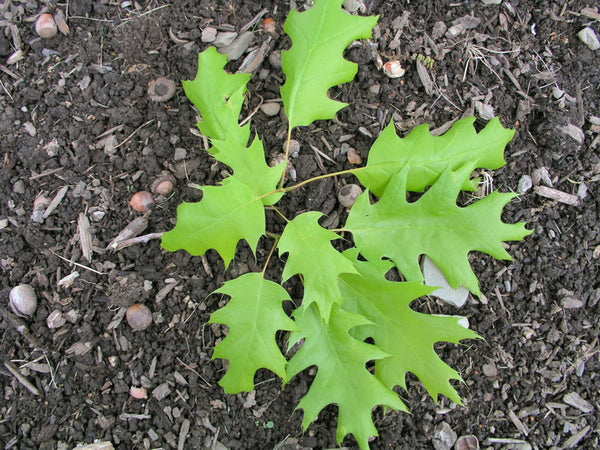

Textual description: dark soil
[1,1,599,449]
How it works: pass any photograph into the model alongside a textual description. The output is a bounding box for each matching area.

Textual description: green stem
[278,125,293,189]
[260,166,366,202]
[261,234,280,276]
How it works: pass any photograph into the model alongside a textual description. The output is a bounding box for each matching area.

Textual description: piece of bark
[534,186,581,206]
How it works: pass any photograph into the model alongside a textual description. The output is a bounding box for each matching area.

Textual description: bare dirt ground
[1,0,599,449]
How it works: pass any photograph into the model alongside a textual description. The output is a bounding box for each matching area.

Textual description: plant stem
[261,235,280,276]
[260,166,366,202]
[278,125,293,189]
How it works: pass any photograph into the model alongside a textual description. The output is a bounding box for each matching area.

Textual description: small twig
[176,357,212,388]
[114,232,164,250]
[3,361,40,396]
[48,249,105,275]
[114,119,154,150]
[240,8,268,32]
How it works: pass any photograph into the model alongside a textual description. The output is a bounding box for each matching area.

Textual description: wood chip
[4,361,40,396]
[155,281,179,303]
[562,425,591,448]
[43,185,69,218]
[534,186,581,206]
[508,409,530,435]
[78,213,93,262]
[106,216,148,250]
[416,59,434,95]
[177,418,190,450]
[563,392,594,413]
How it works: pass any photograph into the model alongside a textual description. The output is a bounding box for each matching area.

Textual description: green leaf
[340,249,480,404]
[278,212,358,322]
[281,0,378,129]
[210,136,284,206]
[347,164,532,295]
[182,47,251,149]
[210,273,297,393]
[357,117,514,196]
[161,177,266,267]
[287,304,406,449]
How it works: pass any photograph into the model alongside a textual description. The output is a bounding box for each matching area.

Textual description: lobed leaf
[287,304,406,449]
[278,212,358,322]
[347,164,532,296]
[281,0,378,129]
[210,273,297,393]
[356,117,514,196]
[161,177,266,268]
[210,136,285,205]
[340,249,480,404]
[182,47,251,150]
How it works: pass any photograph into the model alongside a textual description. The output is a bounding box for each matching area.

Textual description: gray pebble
[260,102,281,116]
[218,31,254,60]
[482,362,498,377]
[201,26,217,43]
[152,383,171,401]
[517,175,533,194]
[577,27,600,51]
[432,421,457,450]
[212,31,237,48]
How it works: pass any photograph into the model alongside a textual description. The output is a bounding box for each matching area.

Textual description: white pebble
[9,284,37,317]
[577,27,600,51]
[260,102,281,116]
[517,175,533,194]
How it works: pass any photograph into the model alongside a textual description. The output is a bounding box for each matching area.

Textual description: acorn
[338,184,363,208]
[126,304,152,331]
[383,60,405,78]
[129,191,155,212]
[9,284,37,317]
[35,13,58,39]
[151,172,176,196]
[148,77,176,102]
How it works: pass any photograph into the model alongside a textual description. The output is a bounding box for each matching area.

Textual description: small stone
[517,175,533,194]
[23,122,37,137]
[455,435,479,450]
[152,383,171,401]
[432,421,457,450]
[563,392,594,413]
[532,167,553,186]
[422,256,469,307]
[268,50,282,69]
[260,102,281,116]
[212,31,237,48]
[9,284,38,317]
[347,147,363,164]
[201,26,217,43]
[343,0,364,13]
[432,21,447,40]
[173,147,187,161]
[219,31,255,60]
[482,362,498,377]
[474,101,495,121]
[577,27,600,51]
[577,183,588,199]
[369,84,381,96]
[446,23,466,37]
